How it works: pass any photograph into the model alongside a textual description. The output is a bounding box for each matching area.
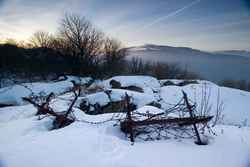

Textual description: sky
[0,0,250,51]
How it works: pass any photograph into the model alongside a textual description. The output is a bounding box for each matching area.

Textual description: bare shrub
[29,31,52,48]
[126,58,201,80]
[103,38,127,76]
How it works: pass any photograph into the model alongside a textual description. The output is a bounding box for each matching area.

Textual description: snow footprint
[95,125,126,161]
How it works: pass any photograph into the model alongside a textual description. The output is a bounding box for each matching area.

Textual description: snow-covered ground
[0,76,91,105]
[0,75,250,167]
[160,83,250,126]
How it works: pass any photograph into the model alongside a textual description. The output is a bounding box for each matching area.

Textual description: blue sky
[0,0,250,51]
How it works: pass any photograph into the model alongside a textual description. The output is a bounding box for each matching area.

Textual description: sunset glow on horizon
[0,0,250,51]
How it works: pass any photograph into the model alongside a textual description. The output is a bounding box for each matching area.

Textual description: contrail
[142,0,202,29]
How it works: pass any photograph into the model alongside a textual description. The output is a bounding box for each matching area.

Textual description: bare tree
[128,57,148,74]
[29,31,51,48]
[103,38,126,75]
[60,14,91,54]
[86,28,104,57]
[59,13,104,74]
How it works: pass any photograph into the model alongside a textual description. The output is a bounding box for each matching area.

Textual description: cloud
[0,0,82,40]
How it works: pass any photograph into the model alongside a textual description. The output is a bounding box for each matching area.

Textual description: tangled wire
[24,84,216,144]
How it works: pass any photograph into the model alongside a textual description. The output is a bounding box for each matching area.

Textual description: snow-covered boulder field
[0,76,92,105]
[77,89,157,114]
[0,75,250,167]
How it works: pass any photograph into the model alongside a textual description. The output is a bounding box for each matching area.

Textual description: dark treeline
[0,13,200,83]
[0,14,127,79]
[219,80,250,92]
[0,44,69,77]
[127,57,200,80]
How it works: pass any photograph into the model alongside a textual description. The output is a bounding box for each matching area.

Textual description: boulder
[79,89,156,115]
[160,80,198,87]
[110,79,122,88]
[104,76,161,95]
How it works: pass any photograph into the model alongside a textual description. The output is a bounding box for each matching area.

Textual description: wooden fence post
[182,91,204,145]
[125,93,134,143]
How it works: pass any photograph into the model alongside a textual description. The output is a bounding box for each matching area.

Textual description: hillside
[216,50,250,58]
[126,44,250,82]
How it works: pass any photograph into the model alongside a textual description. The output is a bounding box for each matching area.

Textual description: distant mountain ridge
[127,44,250,59]
[126,44,250,82]
[215,50,250,58]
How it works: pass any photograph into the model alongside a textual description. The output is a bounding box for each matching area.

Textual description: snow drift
[0,75,250,167]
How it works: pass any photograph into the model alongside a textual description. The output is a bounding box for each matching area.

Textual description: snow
[0,105,36,123]
[103,75,161,95]
[128,47,148,51]
[159,79,216,86]
[0,76,92,105]
[134,105,164,115]
[0,117,52,145]
[160,83,250,126]
[0,114,249,167]
[78,89,157,111]
[64,75,92,85]
[0,77,250,167]
[131,105,166,121]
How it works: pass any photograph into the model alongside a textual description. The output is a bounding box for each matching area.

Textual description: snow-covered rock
[159,79,216,87]
[103,76,161,95]
[64,75,92,85]
[134,105,164,115]
[0,76,92,106]
[160,83,250,126]
[78,89,157,113]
